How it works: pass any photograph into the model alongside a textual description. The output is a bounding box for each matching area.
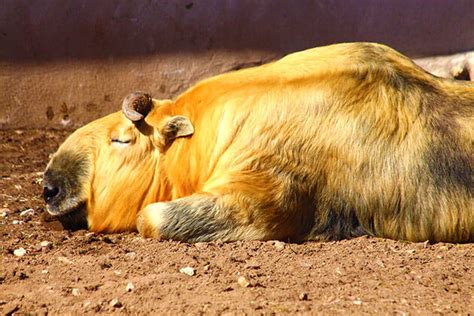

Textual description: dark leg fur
[137,194,258,242]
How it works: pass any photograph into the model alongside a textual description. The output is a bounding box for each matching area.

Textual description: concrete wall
[1,0,474,129]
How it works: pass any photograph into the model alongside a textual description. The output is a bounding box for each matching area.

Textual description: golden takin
[43,43,473,243]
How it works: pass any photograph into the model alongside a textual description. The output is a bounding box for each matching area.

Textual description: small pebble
[194,242,207,249]
[0,207,12,214]
[422,240,430,248]
[110,298,122,308]
[125,252,136,259]
[237,276,250,288]
[0,209,8,217]
[40,241,52,248]
[245,262,260,269]
[126,282,134,292]
[353,299,363,305]
[20,208,34,217]
[41,269,49,274]
[375,260,385,268]
[114,270,122,276]
[299,292,309,301]
[273,241,285,251]
[12,220,24,225]
[72,288,80,296]
[57,256,74,264]
[13,247,27,257]
[179,267,195,276]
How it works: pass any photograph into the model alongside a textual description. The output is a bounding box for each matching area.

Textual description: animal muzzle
[43,182,60,203]
[42,169,70,215]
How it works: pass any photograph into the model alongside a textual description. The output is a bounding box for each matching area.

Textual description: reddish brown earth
[1,130,473,314]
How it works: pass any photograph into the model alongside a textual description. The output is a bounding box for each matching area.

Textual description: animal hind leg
[136,193,266,242]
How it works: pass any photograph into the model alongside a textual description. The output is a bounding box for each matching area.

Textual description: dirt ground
[0,129,473,315]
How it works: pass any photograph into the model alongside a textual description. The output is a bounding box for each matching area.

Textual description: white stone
[40,241,52,248]
[237,276,250,288]
[13,247,26,256]
[126,282,134,292]
[273,241,285,251]
[57,256,73,264]
[179,266,195,276]
[110,298,122,308]
[125,252,136,259]
[20,209,34,216]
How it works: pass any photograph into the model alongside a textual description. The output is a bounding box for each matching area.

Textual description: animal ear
[161,115,194,143]
[122,92,153,121]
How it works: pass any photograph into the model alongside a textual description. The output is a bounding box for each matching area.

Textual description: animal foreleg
[137,194,261,242]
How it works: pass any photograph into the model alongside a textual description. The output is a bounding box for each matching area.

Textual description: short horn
[122,92,153,121]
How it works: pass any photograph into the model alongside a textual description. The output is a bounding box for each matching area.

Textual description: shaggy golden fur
[44,43,473,243]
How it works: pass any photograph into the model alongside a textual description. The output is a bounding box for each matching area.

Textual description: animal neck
[151,164,174,202]
[87,151,169,233]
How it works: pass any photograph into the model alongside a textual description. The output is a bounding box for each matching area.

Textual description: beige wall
[1,0,474,129]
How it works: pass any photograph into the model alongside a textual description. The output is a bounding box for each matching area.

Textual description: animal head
[42,92,194,232]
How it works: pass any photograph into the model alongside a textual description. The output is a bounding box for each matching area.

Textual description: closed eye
[111,138,132,148]
[111,138,131,144]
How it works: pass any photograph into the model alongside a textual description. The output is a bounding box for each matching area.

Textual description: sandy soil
[0,130,473,314]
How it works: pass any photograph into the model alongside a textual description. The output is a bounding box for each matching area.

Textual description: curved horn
[122,92,153,121]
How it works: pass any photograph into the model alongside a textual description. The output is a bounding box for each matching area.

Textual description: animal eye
[111,138,131,145]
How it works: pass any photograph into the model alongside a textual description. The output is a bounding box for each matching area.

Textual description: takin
[43,42,473,243]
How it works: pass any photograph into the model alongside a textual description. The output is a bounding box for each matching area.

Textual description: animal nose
[43,184,60,202]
